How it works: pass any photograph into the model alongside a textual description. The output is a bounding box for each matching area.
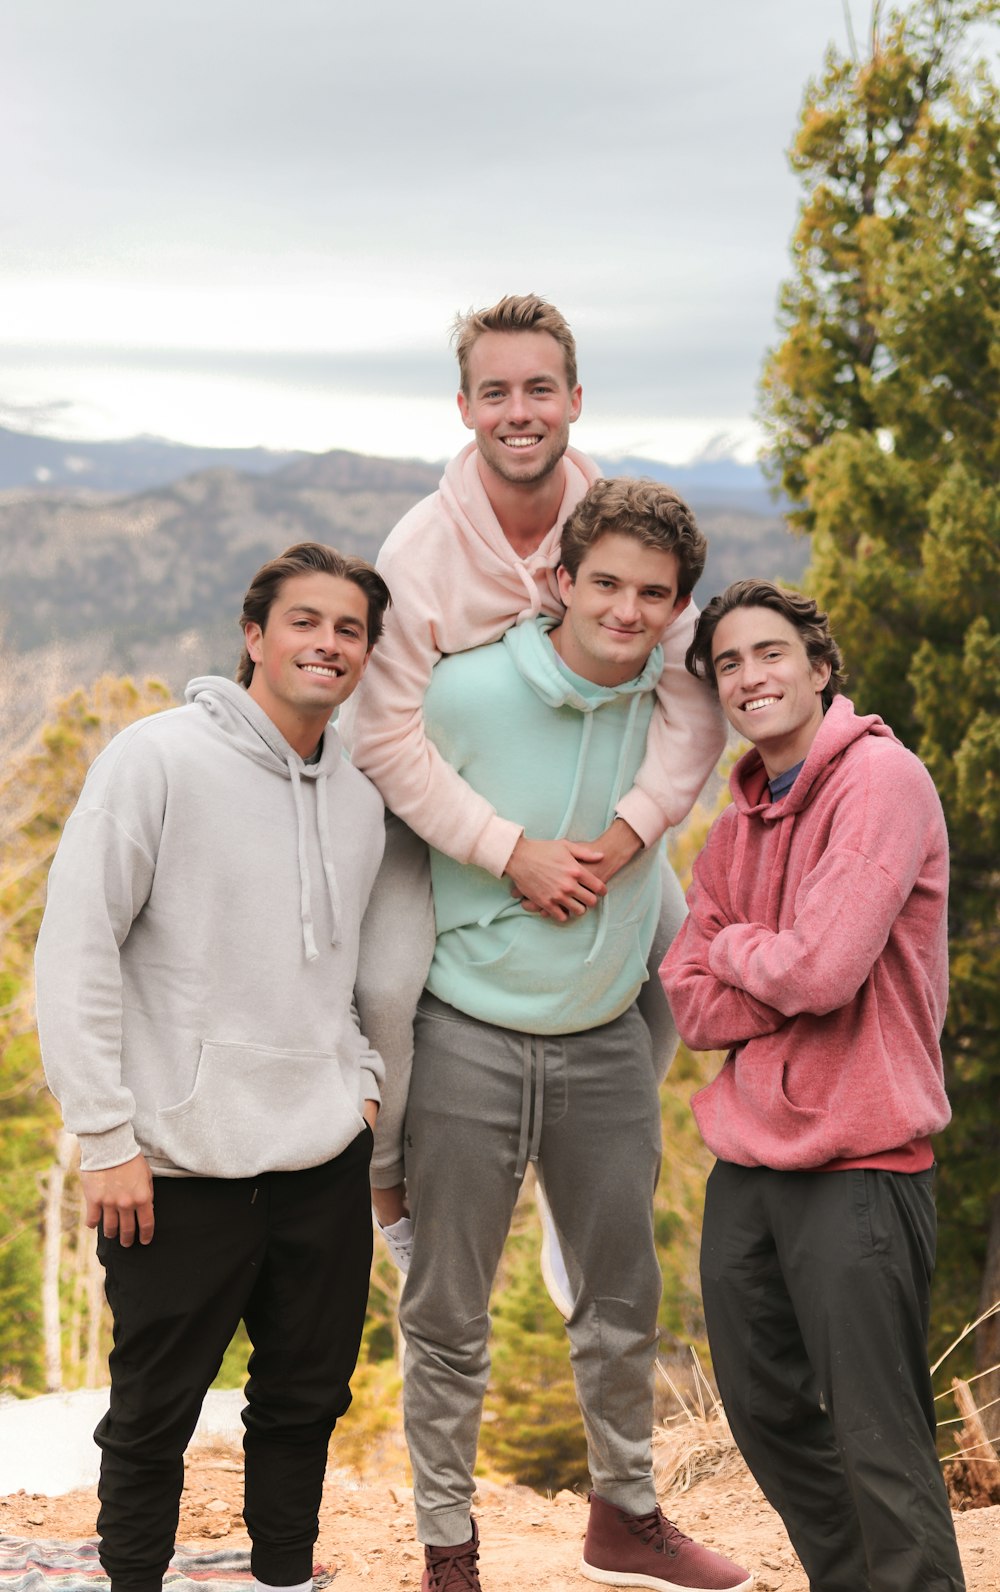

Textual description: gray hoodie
[35,677,385,1177]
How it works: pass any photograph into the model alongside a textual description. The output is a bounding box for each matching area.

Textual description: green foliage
[0,676,174,1390]
[759,0,1000,1363]
[480,1202,589,1493]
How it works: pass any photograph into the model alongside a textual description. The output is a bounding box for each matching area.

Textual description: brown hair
[686,579,846,709]
[236,542,391,687]
[452,294,578,395]
[558,478,707,597]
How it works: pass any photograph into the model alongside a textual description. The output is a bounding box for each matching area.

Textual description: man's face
[553,532,689,687]
[244,571,371,737]
[457,330,582,491]
[711,605,831,775]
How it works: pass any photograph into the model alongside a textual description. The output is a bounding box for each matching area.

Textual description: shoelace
[626,1506,692,1559]
[424,1535,481,1591]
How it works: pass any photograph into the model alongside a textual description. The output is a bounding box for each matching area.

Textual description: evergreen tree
[0,677,172,1390]
[759,0,1000,1405]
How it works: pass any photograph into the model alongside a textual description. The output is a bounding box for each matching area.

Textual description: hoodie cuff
[615,787,668,850]
[469,814,525,879]
[77,1123,142,1173]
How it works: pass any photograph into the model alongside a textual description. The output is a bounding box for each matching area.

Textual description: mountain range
[0,426,807,754]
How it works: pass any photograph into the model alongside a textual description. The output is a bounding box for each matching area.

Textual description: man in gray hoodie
[34,542,391,1592]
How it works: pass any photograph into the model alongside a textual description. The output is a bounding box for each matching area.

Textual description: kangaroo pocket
[734,1052,828,1133]
[155,1040,363,1177]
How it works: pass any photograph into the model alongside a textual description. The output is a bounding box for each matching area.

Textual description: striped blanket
[0,1539,255,1592]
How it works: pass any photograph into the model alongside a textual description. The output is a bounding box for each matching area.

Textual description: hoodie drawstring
[515,1033,546,1181]
[585,693,643,969]
[315,772,343,948]
[289,762,319,962]
[289,760,343,962]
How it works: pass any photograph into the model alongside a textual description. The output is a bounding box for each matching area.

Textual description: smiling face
[456,329,582,492]
[244,570,371,754]
[711,605,832,776]
[552,531,689,687]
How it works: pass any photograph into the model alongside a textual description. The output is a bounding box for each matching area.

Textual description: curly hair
[558,477,707,597]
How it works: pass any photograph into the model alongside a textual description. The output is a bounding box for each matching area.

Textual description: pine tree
[759,0,1000,1408]
[0,676,172,1390]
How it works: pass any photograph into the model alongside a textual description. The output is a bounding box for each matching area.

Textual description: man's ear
[568,383,582,425]
[556,563,575,606]
[670,592,692,622]
[457,390,474,431]
[244,621,264,663]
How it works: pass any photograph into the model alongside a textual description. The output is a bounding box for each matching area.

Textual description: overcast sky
[2,0,854,464]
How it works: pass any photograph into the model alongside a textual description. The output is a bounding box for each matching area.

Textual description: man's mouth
[299,663,343,678]
[742,695,780,712]
[501,435,542,449]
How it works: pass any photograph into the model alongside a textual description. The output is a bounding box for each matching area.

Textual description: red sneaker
[421,1517,483,1592]
[581,1492,753,1591]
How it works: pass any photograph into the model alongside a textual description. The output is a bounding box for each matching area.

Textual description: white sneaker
[375,1213,414,1274]
[535,1182,575,1319]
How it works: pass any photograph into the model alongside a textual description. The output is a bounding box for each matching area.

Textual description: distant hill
[0,434,807,754]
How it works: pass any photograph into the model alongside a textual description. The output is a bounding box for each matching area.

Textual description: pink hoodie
[660,695,952,1170]
[342,443,726,877]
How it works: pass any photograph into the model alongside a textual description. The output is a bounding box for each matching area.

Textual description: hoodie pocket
[735,1054,828,1131]
[155,1040,364,1178]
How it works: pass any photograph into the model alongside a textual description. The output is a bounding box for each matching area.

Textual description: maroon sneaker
[581,1492,753,1591]
[421,1518,483,1592]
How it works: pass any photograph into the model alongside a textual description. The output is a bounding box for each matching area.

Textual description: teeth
[744,696,779,711]
[503,436,540,448]
[301,664,340,677]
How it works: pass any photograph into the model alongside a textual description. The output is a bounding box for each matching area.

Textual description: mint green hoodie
[423,617,662,1033]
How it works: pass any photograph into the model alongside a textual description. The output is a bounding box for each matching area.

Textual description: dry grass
[651,1350,753,1499]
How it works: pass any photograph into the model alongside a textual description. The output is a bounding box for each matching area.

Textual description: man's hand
[371,1181,408,1226]
[362,1098,379,1133]
[505,836,607,923]
[82,1153,154,1247]
[587,817,643,884]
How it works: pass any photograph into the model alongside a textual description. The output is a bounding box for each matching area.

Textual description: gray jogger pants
[356,813,685,1190]
[399,994,663,1547]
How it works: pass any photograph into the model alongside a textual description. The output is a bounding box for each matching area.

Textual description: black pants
[95,1129,373,1592]
[701,1161,965,1592]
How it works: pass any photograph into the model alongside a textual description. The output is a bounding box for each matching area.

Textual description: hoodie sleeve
[344,533,524,878]
[706,759,945,1017]
[616,601,727,844]
[35,800,159,1171]
[659,839,786,1050]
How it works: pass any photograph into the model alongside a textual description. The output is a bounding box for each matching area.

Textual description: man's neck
[476,456,569,558]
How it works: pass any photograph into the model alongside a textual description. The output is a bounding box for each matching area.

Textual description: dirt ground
[1,1437,997,1592]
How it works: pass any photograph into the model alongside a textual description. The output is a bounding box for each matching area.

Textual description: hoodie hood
[504,614,663,712]
[502,619,663,851]
[730,694,900,819]
[438,442,603,617]
[184,675,346,961]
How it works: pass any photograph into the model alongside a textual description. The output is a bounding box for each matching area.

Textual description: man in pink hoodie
[660,580,965,1592]
[340,294,725,1260]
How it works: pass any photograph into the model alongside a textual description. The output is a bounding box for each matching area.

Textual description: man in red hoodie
[661,580,965,1592]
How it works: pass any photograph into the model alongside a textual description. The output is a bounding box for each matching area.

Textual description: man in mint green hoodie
[401,481,752,1592]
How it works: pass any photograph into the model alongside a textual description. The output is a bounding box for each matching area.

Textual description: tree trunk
[41,1129,74,1392]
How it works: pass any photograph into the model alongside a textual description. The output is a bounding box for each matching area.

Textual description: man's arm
[35,794,158,1189]
[344,546,609,915]
[660,867,787,1052]
[709,848,909,1017]
[614,601,728,848]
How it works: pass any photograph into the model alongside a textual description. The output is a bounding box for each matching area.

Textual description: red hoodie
[660,695,952,1170]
